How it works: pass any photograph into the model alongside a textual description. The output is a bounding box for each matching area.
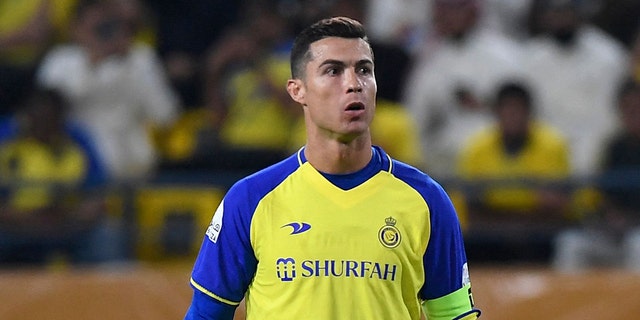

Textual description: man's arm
[184,290,236,320]
[419,178,481,319]
[422,283,481,320]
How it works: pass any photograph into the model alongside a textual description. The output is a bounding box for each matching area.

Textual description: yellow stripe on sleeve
[190,278,242,306]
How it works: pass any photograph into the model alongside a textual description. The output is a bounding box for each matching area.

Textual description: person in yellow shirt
[457,81,572,218]
[456,81,574,262]
[162,4,300,173]
[0,88,122,265]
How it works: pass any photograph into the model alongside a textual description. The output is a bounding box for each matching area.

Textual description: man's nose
[346,69,363,93]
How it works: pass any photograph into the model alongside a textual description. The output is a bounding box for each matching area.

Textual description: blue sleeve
[184,290,236,320]
[390,160,470,301]
[189,155,297,309]
[190,180,258,304]
[420,179,469,300]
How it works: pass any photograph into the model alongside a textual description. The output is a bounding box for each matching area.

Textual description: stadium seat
[134,185,224,261]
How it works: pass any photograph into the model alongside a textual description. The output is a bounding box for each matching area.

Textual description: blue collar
[298,146,390,190]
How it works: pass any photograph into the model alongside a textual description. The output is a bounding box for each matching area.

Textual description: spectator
[482,0,534,41]
[159,0,424,170]
[456,81,572,262]
[0,102,107,187]
[146,0,243,108]
[364,0,430,52]
[0,0,54,116]
[161,3,299,173]
[111,0,157,46]
[553,79,640,272]
[521,0,629,176]
[402,0,523,177]
[0,88,123,266]
[457,81,572,218]
[37,0,180,182]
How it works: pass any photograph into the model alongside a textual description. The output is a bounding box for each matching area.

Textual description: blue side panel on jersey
[390,160,468,300]
[191,153,302,303]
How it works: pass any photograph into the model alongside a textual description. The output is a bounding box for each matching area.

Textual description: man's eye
[326,68,339,75]
[358,67,372,74]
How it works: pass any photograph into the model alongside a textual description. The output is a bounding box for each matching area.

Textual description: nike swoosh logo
[282,222,311,235]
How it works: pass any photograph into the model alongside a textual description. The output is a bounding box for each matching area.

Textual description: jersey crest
[378,216,401,248]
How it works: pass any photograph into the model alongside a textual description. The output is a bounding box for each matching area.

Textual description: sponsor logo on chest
[274,216,401,283]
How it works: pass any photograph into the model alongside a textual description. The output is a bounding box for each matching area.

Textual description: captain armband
[422,283,481,320]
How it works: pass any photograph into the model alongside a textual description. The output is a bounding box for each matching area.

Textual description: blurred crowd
[0,0,639,271]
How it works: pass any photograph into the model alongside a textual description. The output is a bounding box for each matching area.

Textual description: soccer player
[185,16,481,320]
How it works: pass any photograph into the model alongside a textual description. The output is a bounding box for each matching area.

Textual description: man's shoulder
[228,153,301,198]
[387,156,456,217]
[530,122,569,147]
[388,156,441,192]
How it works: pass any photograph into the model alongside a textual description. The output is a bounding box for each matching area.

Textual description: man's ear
[287,79,306,105]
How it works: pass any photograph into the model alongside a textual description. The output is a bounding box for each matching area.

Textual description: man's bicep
[419,181,481,317]
[421,183,470,300]
[191,187,258,304]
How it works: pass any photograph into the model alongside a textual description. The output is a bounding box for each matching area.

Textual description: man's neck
[304,137,373,174]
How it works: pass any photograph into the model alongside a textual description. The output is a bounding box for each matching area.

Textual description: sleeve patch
[206,200,224,243]
[462,262,470,286]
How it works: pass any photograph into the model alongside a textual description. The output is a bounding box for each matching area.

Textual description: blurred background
[1,0,640,319]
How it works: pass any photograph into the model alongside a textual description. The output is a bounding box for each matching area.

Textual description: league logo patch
[378,216,401,248]
[462,262,470,286]
[206,200,224,243]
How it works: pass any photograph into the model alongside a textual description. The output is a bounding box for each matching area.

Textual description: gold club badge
[378,216,401,248]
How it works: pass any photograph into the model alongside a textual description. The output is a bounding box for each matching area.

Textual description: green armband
[422,283,480,320]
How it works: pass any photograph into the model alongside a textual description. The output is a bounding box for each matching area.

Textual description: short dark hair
[290,16,371,79]
[494,81,534,113]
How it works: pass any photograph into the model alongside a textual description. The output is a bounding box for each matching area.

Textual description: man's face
[289,37,377,142]
[433,1,476,39]
[497,96,530,138]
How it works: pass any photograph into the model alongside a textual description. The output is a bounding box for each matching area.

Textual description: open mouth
[345,102,365,111]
